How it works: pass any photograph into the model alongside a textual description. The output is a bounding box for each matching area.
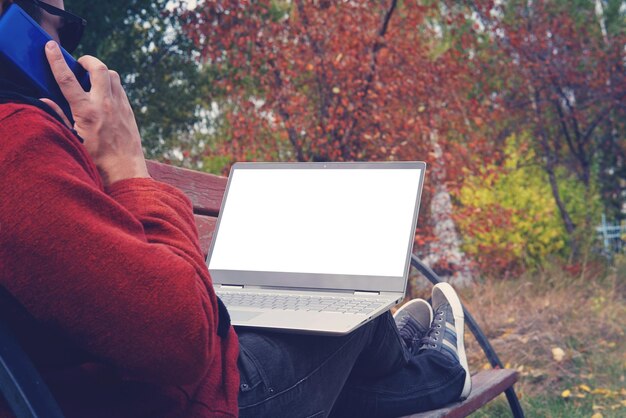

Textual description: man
[0,1,470,417]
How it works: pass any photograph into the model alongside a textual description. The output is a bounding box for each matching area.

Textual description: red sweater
[0,103,239,418]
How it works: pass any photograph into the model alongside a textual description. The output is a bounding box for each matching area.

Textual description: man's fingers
[77,56,112,99]
[108,70,124,98]
[39,98,73,128]
[45,41,86,105]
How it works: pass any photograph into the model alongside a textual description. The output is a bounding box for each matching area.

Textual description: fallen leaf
[591,413,603,418]
[591,388,611,396]
[561,389,571,398]
[552,347,566,362]
[579,384,591,392]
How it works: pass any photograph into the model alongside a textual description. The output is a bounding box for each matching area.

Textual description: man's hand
[44,41,150,187]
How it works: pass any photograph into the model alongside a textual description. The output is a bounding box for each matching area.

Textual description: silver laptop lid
[207,162,426,293]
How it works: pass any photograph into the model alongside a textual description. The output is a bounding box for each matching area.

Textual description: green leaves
[65,0,206,159]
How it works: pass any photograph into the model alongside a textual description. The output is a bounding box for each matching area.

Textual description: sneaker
[393,299,433,353]
[418,283,471,400]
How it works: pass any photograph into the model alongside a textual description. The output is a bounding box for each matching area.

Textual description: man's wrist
[99,159,150,188]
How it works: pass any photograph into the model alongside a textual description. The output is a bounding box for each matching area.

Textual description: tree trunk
[531,90,579,257]
[421,132,474,287]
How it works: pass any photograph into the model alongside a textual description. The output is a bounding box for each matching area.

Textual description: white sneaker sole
[433,283,472,400]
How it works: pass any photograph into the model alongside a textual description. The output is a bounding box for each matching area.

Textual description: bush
[454,135,597,275]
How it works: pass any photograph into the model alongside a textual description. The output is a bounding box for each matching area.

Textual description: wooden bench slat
[403,369,518,418]
[147,161,226,216]
[194,214,218,257]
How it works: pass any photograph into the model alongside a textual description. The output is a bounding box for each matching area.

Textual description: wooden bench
[0,160,524,418]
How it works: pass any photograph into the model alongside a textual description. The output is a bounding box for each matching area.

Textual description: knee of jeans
[352,314,407,377]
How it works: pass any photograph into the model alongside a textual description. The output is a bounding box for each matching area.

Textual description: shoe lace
[419,309,444,350]
[397,315,421,343]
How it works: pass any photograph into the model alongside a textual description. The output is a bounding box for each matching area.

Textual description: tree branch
[338,0,398,159]
[295,0,332,126]
[264,49,306,161]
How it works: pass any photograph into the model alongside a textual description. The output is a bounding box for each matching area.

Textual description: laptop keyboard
[217,290,388,314]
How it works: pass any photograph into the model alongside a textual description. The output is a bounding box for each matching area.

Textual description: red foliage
[185,1,495,164]
[183,1,503,253]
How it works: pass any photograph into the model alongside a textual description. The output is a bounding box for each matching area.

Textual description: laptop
[207,162,426,335]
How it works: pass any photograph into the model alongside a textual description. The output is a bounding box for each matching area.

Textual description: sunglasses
[21,0,86,53]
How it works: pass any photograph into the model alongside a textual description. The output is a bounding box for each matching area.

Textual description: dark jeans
[236,312,466,418]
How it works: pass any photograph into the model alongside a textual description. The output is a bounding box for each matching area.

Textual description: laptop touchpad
[230,310,263,322]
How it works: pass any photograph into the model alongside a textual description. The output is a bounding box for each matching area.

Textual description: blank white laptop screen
[208,167,423,278]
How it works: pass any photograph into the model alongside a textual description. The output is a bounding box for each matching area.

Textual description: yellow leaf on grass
[574,393,586,398]
[561,389,571,398]
[591,413,603,418]
[620,400,626,407]
[579,384,591,392]
[501,329,514,338]
[552,347,566,362]
[591,388,611,396]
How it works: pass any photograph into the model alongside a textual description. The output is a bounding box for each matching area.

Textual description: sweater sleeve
[0,105,219,386]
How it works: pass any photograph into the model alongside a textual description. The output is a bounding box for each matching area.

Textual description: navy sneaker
[418,283,471,399]
[393,299,433,353]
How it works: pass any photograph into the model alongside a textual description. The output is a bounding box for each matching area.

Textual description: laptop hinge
[354,290,380,296]
[219,284,244,289]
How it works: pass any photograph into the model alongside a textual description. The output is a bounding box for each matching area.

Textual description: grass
[409,255,626,417]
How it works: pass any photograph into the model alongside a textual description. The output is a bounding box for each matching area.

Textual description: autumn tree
[184,0,504,283]
[468,0,626,252]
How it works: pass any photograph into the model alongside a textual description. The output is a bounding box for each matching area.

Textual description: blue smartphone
[0,4,90,123]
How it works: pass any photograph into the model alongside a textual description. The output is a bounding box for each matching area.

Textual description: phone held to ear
[0,4,90,124]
